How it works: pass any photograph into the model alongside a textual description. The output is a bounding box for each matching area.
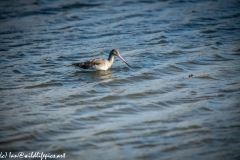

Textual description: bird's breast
[90,58,112,70]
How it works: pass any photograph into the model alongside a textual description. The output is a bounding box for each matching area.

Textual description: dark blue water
[0,0,240,160]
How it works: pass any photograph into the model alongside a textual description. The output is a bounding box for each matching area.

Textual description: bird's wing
[72,58,106,69]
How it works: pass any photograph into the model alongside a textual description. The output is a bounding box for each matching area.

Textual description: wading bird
[72,49,131,70]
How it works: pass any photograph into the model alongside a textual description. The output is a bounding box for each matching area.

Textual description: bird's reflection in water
[92,70,114,82]
[75,70,114,83]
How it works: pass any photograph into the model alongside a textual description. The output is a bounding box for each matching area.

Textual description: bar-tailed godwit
[72,49,131,70]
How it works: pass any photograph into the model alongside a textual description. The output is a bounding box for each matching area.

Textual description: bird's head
[110,49,131,67]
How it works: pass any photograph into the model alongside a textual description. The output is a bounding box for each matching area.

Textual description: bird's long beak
[118,54,131,67]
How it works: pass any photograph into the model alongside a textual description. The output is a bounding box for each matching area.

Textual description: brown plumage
[72,49,131,70]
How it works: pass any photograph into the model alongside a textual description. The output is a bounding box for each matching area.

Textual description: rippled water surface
[1,0,240,159]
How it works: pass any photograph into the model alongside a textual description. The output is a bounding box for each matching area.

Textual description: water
[0,0,240,159]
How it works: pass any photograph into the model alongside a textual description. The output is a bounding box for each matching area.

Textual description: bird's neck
[108,54,114,64]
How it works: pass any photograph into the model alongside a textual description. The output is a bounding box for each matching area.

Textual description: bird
[72,49,131,70]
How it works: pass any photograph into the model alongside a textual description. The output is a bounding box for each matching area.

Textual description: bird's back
[73,58,111,70]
